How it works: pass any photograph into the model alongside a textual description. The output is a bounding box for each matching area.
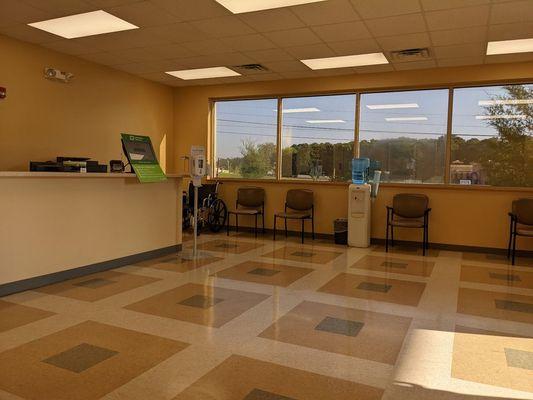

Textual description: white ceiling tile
[111,47,166,63]
[237,8,304,32]
[393,60,437,70]
[0,0,55,24]
[144,23,209,43]
[149,0,230,21]
[180,53,254,68]
[291,0,360,26]
[22,0,95,17]
[191,15,255,38]
[365,13,427,37]
[249,72,284,81]
[148,43,198,59]
[327,38,381,55]
[279,70,316,79]
[85,0,144,7]
[114,62,161,74]
[433,42,486,59]
[139,71,181,84]
[0,24,59,43]
[181,38,236,55]
[436,55,485,67]
[376,32,431,51]
[284,43,335,59]
[425,5,490,31]
[107,1,179,27]
[430,26,487,46]
[311,21,371,42]
[79,52,127,65]
[488,21,533,41]
[221,34,277,51]
[490,0,533,24]
[313,67,356,76]
[244,48,294,62]
[420,0,489,11]
[263,60,310,72]
[350,0,420,19]
[486,52,533,63]
[78,28,171,51]
[40,39,101,55]
[264,27,322,47]
[353,63,394,73]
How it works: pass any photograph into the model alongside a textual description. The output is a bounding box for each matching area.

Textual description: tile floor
[0,232,532,400]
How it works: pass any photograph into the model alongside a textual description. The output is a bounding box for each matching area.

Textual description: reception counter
[0,172,184,295]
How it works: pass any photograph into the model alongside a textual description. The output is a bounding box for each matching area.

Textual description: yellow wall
[173,62,533,250]
[0,34,174,171]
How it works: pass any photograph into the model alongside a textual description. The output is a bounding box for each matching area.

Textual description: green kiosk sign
[121,134,167,183]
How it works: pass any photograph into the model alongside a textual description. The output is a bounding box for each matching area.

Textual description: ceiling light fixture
[367,103,419,110]
[166,67,240,80]
[486,38,533,55]
[306,119,346,123]
[475,115,526,120]
[301,53,388,70]
[478,99,533,106]
[214,0,327,13]
[28,10,138,39]
[282,107,320,113]
[385,117,428,121]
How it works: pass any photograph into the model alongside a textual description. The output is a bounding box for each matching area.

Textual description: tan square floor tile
[462,252,533,267]
[135,254,223,272]
[0,300,55,333]
[36,270,160,302]
[0,320,188,400]
[262,246,342,264]
[194,239,264,254]
[460,264,533,289]
[452,325,533,393]
[318,273,426,306]
[372,244,440,257]
[352,255,434,277]
[212,261,313,287]
[457,288,533,324]
[174,355,383,400]
[260,301,411,364]
[124,283,269,328]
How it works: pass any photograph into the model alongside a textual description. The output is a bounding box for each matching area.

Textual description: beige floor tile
[36,270,160,302]
[262,246,343,264]
[212,260,313,287]
[260,300,411,364]
[124,283,269,328]
[0,320,188,400]
[135,254,223,272]
[352,255,435,277]
[0,300,55,333]
[174,355,383,400]
[461,264,533,289]
[457,288,533,324]
[372,244,440,257]
[462,252,533,267]
[318,273,427,306]
[193,239,265,254]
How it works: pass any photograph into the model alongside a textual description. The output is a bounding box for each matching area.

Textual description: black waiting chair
[226,187,265,238]
[386,193,431,256]
[508,198,533,265]
[273,189,315,244]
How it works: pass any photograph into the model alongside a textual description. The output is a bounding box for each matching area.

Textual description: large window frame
[210,81,533,189]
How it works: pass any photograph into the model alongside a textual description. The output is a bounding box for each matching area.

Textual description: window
[214,98,277,179]
[359,89,448,184]
[451,84,533,187]
[280,94,355,181]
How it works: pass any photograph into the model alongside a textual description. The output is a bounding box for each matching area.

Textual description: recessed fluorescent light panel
[475,115,526,120]
[301,53,388,70]
[28,10,138,39]
[385,117,428,121]
[306,119,346,123]
[367,103,419,110]
[282,107,320,113]
[214,0,327,13]
[487,38,533,55]
[166,67,240,80]
[478,99,533,106]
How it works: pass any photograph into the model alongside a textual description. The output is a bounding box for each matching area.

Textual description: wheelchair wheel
[208,198,227,232]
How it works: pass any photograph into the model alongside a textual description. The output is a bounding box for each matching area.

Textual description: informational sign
[121,133,167,183]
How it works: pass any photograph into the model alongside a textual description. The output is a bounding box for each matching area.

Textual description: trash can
[333,218,348,245]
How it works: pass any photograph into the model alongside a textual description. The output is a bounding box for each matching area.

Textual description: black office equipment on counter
[30,157,107,173]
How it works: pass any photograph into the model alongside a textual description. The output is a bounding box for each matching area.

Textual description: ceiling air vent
[390,48,430,61]
[233,63,269,72]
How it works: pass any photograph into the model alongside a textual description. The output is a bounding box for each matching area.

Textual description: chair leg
[422,226,426,256]
[512,230,517,266]
[391,226,394,247]
[301,219,304,244]
[311,216,315,240]
[507,220,513,258]
[254,214,258,238]
[226,212,230,236]
[262,213,265,234]
[273,216,277,241]
[236,215,239,233]
[285,218,288,238]
[385,222,389,252]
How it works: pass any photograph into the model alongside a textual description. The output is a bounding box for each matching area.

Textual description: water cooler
[348,184,371,247]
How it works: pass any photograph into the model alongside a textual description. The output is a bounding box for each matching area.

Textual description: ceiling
[1,0,533,87]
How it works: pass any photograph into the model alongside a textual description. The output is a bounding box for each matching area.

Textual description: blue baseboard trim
[0,244,181,298]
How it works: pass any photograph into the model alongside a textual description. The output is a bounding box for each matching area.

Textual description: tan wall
[173,62,533,250]
[0,34,174,171]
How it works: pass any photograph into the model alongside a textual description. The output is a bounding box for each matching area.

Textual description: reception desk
[0,172,183,295]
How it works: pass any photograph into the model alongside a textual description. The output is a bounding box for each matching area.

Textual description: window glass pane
[451,84,533,187]
[359,89,448,184]
[281,94,355,181]
[214,99,277,179]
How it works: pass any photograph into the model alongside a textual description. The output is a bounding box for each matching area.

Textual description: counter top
[0,171,185,179]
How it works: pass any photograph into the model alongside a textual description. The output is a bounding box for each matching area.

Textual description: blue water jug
[352,158,370,184]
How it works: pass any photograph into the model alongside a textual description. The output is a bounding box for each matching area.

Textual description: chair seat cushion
[275,211,310,219]
[517,226,533,236]
[391,218,424,228]
[229,209,259,215]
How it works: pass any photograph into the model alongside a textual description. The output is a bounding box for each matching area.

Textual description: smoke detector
[390,48,431,61]
[232,63,269,72]
[44,67,74,83]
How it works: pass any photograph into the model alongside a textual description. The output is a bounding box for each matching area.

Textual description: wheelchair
[182,181,227,235]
